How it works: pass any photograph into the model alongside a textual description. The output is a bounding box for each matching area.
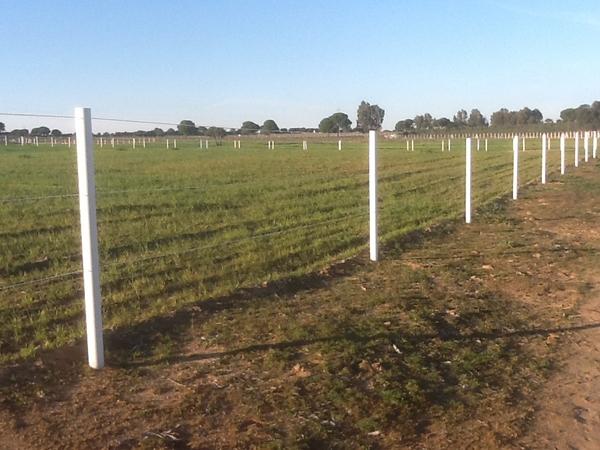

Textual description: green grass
[0,136,567,363]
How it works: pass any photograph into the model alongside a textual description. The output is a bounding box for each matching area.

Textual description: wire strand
[0,270,83,291]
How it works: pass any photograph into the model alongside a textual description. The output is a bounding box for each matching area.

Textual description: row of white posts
[370,131,599,261]
[72,115,598,369]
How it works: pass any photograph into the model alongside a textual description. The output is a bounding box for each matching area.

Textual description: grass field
[0,136,567,363]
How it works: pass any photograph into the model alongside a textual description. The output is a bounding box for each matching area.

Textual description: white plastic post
[143,138,146,148]
[68,136,71,148]
[132,137,136,149]
[485,138,488,152]
[369,130,378,262]
[166,139,170,149]
[200,139,203,149]
[338,140,342,151]
[111,138,114,148]
[513,135,519,200]
[4,135,7,146]
[465,138,472,224]
[442,140,445,152]
[174,139,177,149]
[522,137,525,152]
[205,140,209,148]
[477,137,480,152]
[584,132,589,162]
[74,107,104,370]
[560,133,566,175]
[411,140,414,152]
[448,138,451,151]
[575,133,579,167]
[541,133,547,184]
[594,132,598,159]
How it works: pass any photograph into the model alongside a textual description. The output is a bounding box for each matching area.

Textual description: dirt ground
[1,162,600,449]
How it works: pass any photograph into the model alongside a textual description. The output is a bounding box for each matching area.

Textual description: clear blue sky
[2,0,600,132]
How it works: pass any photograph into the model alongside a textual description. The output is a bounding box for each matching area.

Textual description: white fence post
[369,130,378,262]
[541,133,547,184]
[411,139,414,152]
[513,135,519,200]
[575,133,579,167]
[338,140,342,151]
[560,133,566,175]
[593,132,598,159]
[584,131,589,162]
[74,107,104,370]
[485,138,488,152]
[465,138,472,224]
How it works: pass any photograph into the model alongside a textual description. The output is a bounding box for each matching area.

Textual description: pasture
[0,136,562,363]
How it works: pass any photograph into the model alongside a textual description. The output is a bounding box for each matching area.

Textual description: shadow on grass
[120,321,600,368]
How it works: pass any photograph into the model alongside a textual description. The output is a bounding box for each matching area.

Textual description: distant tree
[559,101,600,128]
[453,109,468,126]
[394,119,414,133]
[414,113,434,130]
[544,118,554,124]
[467,109,487,127]
[356,101,385,132]
[319,117,335,133]
[240,121,260,134]
[178,120,197,135]
[31,126,51,136]
[197,126,207,136]
[319,112,352,134]
[50,129,62,136]
[152,127,165,136]
[207,126,226,145]
[11,129,29,137]
[261,119,279,134]
[0,122,4,132]
[434,117,452,129]
[166,128,177,135]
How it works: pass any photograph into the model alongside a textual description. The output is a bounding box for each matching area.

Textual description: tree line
[1,100,598,139]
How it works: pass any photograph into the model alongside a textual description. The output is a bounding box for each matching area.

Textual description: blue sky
[2,0,600,132]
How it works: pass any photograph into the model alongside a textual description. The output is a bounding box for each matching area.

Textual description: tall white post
[513,136,519,200]
[594,132,598,159]
[465,138,472,224]
[476,137,480,152]
[174,139,177,149]
[166,139,170,149]
[584,131,589,162]
[111,138,114,148]
[200,139,203,149]
[541,133,547,184]
[143,138,146,148]
[338,140,342,151]
[411,140,414,152]
[575,133,579,167]
[560,133,566,175]
[522,137,526,152]
[485,138,488,152]
[132,137,136,149]
[448,138,451,151]
[369,130,378,262]
[4,135,7,146]
[205,140,209,148]
[74,107,104,370]
[442,140,445,152]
